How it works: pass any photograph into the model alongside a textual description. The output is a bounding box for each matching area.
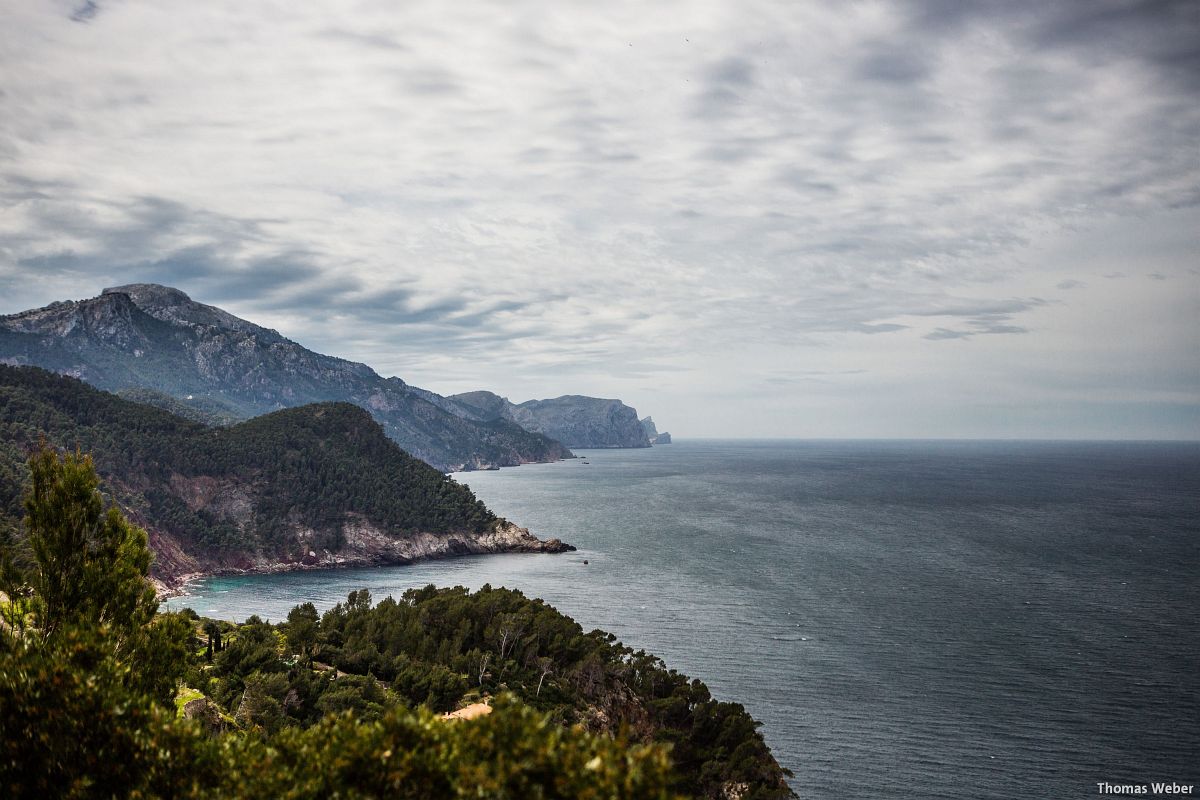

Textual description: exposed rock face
[450,391,651,449]
[151,515,574,596]
[332,519,575,564]
[639,416,672,445]
[0,285,570,471]
[182,698,229,735]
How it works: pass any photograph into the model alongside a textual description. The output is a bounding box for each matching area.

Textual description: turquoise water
[171,440,1200,798]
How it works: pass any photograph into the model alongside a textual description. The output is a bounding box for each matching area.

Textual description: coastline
[152,521,574,600]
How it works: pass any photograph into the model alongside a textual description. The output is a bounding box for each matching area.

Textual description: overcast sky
[2,0,1198,438]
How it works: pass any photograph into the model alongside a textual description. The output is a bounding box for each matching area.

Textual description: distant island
[0,285,670,472]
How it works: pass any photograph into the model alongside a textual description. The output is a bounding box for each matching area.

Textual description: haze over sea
[173,440,1200,798]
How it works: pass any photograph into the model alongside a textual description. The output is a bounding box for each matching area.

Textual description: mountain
[0,366,572,591]
[115,387,244,427]
[450,391,651,448]
[639,416,672,444]
[0,285,571,471]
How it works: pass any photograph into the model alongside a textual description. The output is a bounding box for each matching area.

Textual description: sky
[1,0,1198,439]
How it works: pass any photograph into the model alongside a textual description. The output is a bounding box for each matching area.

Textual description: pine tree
[23,443,158,645]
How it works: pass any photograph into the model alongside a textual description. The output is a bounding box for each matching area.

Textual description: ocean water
[171,440,1200,798]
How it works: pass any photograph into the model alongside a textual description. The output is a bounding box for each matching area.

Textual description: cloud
[315,27,407,53]
[764,369,867,385]
[69,1,99,23]
[855,43,931,84]
[693,56,758,119]
[0,0,1197,436]
[923,323,1030,341]
[924,328,974,341]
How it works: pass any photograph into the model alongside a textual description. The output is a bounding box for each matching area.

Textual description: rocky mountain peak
[103,283,193,305]
[0,288,140,339]
[102,283,273,337]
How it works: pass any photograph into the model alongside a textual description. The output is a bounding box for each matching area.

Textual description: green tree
[23,444,158,646]
[284,602,319,665]
[0,443,191,795]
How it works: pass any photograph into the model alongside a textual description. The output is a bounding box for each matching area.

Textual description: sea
[169,440,1200,799]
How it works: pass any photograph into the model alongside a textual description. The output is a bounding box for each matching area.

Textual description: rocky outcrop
[639,416,672,445]
[450,391,652,449]
[182,697,229,735]
[319,518,571,562]
[0,285,570,471]
[152,518,574,597]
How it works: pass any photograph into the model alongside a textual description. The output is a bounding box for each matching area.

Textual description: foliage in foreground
[242,583,796,798]
[0,445,679,799]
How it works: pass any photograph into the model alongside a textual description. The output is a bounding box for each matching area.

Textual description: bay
[171,440,1200,798]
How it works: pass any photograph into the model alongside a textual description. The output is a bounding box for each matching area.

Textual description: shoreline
[152,522,575,601]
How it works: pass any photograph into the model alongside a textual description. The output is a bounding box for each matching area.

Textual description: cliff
[0,285,571,471]
[0,366,572,592]
[639,416,672,445]
[450,391,652,448]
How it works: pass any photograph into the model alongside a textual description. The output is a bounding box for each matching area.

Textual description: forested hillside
[0,366,568,589]
[114,387,243,427]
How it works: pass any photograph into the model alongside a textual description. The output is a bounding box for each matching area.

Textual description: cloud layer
[2,0,1198,437]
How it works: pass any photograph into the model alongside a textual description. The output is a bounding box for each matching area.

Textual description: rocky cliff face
[639,416,672,445]
[149,511,573,597]
[450,391,651,448]
[0,285,570,471]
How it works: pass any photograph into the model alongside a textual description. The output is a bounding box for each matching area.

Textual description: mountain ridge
[0,286,571,471]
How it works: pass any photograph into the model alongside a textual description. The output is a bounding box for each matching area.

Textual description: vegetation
[0,365,498,562]
[115,387,245,427]
[1,444,687,799]
[252,585,797,798]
